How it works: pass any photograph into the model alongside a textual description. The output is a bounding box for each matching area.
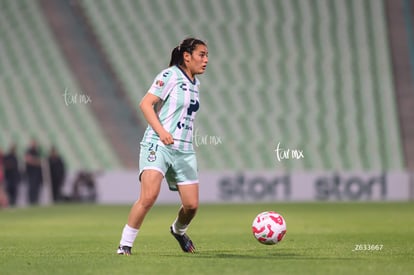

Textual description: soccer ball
[252,211,287,245]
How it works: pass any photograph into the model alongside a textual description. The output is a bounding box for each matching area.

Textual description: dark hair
[169,37,206,67]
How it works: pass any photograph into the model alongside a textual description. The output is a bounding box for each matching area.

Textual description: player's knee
[139,195,158,210]
[183,201,198,213]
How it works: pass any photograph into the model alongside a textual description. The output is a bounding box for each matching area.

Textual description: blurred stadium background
[0,0,413,205]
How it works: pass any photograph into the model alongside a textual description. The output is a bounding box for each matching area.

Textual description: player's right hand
[159,131,174,145]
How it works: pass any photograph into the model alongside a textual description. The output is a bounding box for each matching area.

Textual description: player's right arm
[139,93,174,145]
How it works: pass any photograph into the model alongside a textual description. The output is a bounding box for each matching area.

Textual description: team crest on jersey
[147,151,157,162]
[155,80,164,87]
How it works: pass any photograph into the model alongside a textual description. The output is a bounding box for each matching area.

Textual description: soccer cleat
[170,226,196,253]
[117,245,132,255]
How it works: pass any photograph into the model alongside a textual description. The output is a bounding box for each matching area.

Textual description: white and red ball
[252,211,287,245]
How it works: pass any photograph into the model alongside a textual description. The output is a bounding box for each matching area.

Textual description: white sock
[172,218,188,236]
[120,224,139,247]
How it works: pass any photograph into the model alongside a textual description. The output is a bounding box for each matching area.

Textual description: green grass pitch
[1,202,413,274]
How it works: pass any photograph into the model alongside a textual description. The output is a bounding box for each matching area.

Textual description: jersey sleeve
[147,68,176,100]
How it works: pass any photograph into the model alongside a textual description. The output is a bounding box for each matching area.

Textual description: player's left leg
[170,183,198,253]
[176,183,199,229]
[168,150,198,252]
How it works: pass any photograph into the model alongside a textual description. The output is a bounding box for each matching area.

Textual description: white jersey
[142,65,200,151]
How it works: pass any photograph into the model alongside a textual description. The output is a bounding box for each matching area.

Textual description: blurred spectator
[48,146,66,203]
[0,148,9,208]
[25,139,43,205]
[72,171,96,202]
[3,144,21,207]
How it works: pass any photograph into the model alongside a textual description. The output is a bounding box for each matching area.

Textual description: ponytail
[169,46,181,67]
[168,38,207,67]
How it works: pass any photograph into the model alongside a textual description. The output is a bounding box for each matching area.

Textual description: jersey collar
[176,65,196,85]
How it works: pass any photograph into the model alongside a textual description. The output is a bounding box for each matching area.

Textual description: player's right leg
[117,169,163,255]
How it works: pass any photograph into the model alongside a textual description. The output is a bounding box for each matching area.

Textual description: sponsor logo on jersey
[155,80,164,87]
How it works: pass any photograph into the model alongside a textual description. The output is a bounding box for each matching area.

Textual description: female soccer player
[117,38,208,255]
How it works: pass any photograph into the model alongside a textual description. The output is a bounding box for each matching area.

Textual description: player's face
[189,44,208,75]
